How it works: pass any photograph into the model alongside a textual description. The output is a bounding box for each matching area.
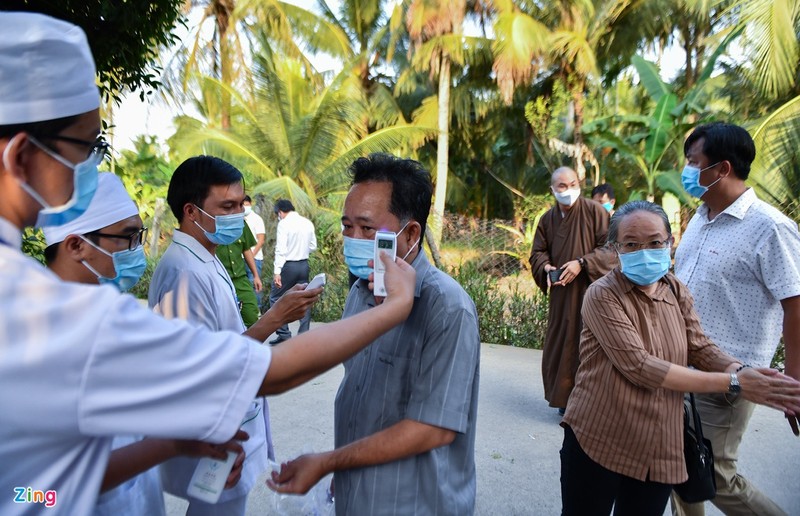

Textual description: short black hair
[274,199,294,213]
[0,115,81,143]
[243,195,252,203]
[684,122,756,180]
[349,153,433,243]
[591,183,615,199]
[167,156,243,222]
[43,244,59,265]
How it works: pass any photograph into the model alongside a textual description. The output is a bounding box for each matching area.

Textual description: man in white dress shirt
[243,195,266,307]
[268,199,317,344]
[0,13,416,514]
[672,122,800,516]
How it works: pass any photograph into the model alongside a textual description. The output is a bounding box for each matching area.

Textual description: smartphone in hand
[548,268,564,284]
[306,273,326,290]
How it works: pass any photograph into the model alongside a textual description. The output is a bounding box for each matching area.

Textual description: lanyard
[173,241,239,306]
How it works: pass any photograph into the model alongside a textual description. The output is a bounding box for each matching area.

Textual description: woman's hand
[739,367,800,415]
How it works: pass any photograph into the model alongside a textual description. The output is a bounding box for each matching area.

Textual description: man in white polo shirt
[672,122,800,516]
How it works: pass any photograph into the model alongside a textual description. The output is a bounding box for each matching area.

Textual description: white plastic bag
[268,459,334,516]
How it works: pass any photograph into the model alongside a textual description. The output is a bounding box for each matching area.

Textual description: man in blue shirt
[269,154,481,515]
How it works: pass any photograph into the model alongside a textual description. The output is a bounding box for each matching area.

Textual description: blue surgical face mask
[618,247,671,286]
[343,236,374,280]
[342,221,418,280]
[80,236,147,292]
[194,205,245,245]
[602,202,614,212]
[681,163,722,199]
[4,134,101,228]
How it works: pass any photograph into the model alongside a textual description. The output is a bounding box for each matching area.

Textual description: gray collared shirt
[334,251,480,515]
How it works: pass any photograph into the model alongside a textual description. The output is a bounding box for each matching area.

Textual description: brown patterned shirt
[562,268,736,484]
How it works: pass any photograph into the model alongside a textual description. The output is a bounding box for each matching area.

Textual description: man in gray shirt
[269,154,481,515]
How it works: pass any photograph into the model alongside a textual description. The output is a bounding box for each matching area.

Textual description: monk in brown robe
[529,167,617,410]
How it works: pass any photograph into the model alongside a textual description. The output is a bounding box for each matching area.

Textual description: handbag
[674,393,717,503]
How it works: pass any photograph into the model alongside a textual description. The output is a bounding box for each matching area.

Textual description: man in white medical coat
[0,12,415,515]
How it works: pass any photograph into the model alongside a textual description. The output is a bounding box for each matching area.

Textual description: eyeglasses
[614,239,671,252]
[87,227,148,251]
[38,134,110,161]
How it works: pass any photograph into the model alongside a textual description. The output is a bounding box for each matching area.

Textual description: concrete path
[167,329,800,515]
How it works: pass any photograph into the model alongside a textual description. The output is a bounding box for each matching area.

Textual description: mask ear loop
[4,133,54,210]
[2,133,21,171]
[397,220,420,261]
[192,204,217,234]
[78,235,115,280]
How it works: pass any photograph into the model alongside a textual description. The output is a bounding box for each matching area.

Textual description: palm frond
[491,11,550,104]
[749,95,800,206]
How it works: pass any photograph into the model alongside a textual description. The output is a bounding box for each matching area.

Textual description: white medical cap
[43,173,139,245]
[0,12,100,125]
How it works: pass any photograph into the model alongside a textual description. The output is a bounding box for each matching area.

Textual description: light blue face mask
[343,236,375,280]
[342,221,418,280]
[618,247,671,286]
[602,202,614,212]
[80,237,147,292]
[681,163,721,199]
[194,205,245,245]
[4,134,101,228]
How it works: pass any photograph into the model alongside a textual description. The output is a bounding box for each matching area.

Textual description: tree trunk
[430,55,451,247]
[572,80,585,150]
[219,24,232,131]
[425,229,444,270]
[148,198,167,257]
[571,77,586,178]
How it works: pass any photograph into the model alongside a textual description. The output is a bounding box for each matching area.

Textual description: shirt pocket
[365,351,413,427]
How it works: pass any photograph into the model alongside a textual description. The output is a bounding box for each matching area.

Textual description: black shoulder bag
[674,393,717,502]
[665,277,717,503]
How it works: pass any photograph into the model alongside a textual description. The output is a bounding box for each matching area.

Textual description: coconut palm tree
[403,0,497,245]
[491,0,642,156]
[162,0,349,129]
[168,45,434,228]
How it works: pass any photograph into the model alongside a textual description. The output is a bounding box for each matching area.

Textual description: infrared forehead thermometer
[373,230,397,296]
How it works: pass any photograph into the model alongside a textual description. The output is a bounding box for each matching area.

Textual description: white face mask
[552,186,580,207]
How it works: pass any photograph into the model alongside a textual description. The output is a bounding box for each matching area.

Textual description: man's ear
[2,133,34,182]
[62,234,89,263]
[406,220,422,248]
[183,203,197,222]
[719,160,734,179]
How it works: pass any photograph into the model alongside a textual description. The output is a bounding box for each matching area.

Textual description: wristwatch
[728,373,741,393]
[577,257,586,270]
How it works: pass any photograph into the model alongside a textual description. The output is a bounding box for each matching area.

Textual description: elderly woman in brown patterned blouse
[560,201,800,516]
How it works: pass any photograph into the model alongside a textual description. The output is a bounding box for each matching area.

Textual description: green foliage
[748,95,800,223]
[449,263,548,348]
[5,0,185,101]
[307,229,350,323]
[113,136,173,217]
[21,228,47,265]
[772,338,786,371]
